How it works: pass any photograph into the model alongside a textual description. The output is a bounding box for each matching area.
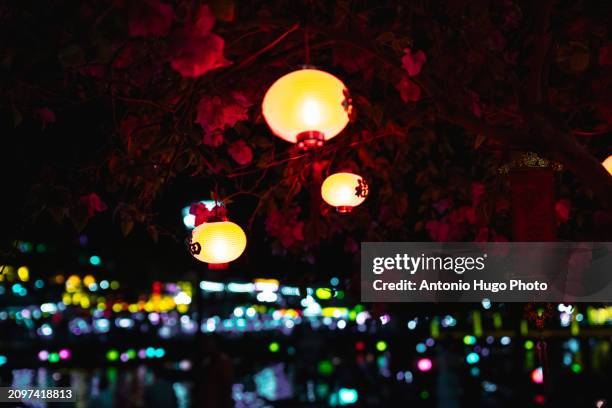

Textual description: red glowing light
[534,394,546,405]
[152,281,162,294]
[531,367,544,384]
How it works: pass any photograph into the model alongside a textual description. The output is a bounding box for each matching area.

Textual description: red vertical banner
[510,168,556,241]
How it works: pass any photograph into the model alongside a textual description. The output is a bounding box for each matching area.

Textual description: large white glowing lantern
[189,220,247,268]
[321,172,369,213]
[603,155,612,175]
[262,68,352,149]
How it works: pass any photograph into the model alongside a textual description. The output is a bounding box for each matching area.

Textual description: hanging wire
[304,26,311,66]
[214,181,220,213]
[226,129,400,179]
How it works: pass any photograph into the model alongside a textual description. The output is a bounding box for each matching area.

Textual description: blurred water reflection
[3,365,191,408]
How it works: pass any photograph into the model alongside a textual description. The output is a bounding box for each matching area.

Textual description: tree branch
[528,109,612,208]
[298,21,612,208]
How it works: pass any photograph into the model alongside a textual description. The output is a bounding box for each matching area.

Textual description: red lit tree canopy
[1,0,611,254]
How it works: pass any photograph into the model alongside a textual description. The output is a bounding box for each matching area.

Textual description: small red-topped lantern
[262,68,352,149]
[188,204,246,269]
[321,172,369,213]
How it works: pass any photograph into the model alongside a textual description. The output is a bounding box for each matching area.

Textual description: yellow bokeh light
[1,266,14,281]
[322,307,348,318]
[17,266,29,282]
[190,221,247,265]
[262,69,351,146]
[281,309,298,318]
[83,275,95,287]
[603,155,612,175]
[321,172,368,212]
[587,306,612,325]
[80,297,90,309]
[161,296,175,312]
[66,275,81,292]
[316,287,333,300]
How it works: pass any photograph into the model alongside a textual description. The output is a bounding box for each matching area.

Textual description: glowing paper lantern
[603,155,612,175]
[321,172,368,212]
[262,68,352,149]
[189,220,247,268]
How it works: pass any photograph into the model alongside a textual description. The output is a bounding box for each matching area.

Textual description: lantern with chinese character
[262,68,352,149]
[321,172,369,213]
[189,215,247,269]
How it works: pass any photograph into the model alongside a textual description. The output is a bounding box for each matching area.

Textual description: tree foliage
[1,0,611,256]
